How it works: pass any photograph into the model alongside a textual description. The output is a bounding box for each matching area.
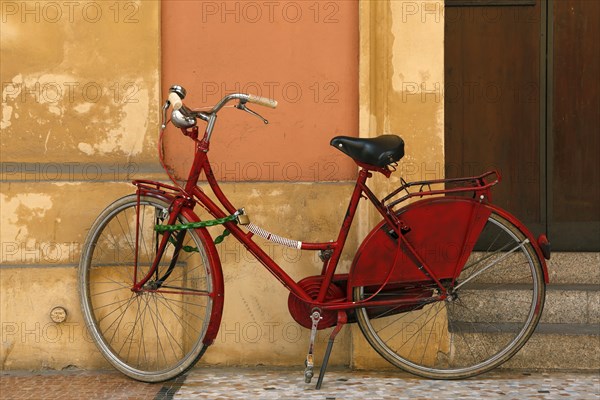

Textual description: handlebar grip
[247,94,278,109]
[168,92,183,110]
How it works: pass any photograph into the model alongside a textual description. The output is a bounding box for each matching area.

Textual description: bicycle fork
[132,196,186,292]
[304,309,347,389]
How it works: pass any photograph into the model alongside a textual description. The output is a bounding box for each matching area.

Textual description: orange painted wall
[161,0,359,182]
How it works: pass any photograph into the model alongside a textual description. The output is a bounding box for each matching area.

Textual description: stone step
[465,252,598,285]
[449,252,599,371]
[449,323,599,371]
[546,252,600,285]
[449,276,599,371]
[502,323,600,370]
[541,284,599,324]
[452,283,598,325]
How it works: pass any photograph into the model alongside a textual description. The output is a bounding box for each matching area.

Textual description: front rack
[133,179,182,196]
[382,170,501,212]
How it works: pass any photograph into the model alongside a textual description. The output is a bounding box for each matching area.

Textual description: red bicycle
[79,85,550,388]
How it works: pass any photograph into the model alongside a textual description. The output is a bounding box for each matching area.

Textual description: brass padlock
[238,208,250,225]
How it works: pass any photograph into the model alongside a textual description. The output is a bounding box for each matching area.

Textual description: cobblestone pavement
[1,367,598,400]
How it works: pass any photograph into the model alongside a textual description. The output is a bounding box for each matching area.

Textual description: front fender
[176,206,225,345]
[133,184,225,345]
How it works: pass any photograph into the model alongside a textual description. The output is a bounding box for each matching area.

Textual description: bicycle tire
[354,211,546,379]
[79,194,218,382]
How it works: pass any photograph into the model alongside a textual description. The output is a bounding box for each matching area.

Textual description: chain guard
[287,276,345,329]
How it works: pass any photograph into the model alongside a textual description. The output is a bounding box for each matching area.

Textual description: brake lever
[235,101,269,124]
[161,100,170,129]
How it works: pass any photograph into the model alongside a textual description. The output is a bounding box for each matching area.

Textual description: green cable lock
[155,214,238,251]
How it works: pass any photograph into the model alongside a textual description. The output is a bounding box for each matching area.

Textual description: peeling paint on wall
[1,193,53,242]
[76,79,149,157]
[0,2,160,163]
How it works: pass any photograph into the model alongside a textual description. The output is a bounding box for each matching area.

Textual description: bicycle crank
[304,309,322,383]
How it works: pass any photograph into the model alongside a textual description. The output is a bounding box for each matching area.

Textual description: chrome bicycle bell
[171,109,197,129]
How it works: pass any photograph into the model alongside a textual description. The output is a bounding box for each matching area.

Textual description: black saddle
[330,135,405,168]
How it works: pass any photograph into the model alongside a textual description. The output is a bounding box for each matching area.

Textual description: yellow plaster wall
[1,0,161,164]
[0,0,160,370]
[354,0,445,368]
[1,0,162,370]
[359,0,444,210]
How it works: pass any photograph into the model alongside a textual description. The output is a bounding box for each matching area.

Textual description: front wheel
[79,195,219,382]
[354,212,546,379]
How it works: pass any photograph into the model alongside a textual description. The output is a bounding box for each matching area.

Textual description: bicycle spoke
[148,295,185,359]
[124,295,145,365]
[417,304,442,366]
[455,239,528,291]
[448,304,493,365]
[155,293,204,338]
[103,294,137,346]
[144,294,171,368]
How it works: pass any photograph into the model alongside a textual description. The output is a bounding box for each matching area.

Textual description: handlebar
[167,92,183,110]
[167,86,277,113]
[196,93,278,114]
[162,85,277,132]
[247,94,278,109]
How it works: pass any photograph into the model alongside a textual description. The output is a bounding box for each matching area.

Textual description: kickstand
[315,311,347,390]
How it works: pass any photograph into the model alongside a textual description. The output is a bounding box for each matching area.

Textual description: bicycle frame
[80,88,551,386]
[132,121,550,318]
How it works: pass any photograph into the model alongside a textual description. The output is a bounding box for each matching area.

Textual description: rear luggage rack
[382,170,501,212]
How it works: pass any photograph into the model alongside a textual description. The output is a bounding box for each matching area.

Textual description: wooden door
[550,0,600,250]
[445,0,600,250]
[445,0,543,233]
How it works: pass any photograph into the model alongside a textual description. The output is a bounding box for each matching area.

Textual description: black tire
[354,212,546,379]
[79,195,216,382]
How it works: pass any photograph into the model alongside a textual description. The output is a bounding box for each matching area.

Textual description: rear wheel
[354,212,545,379]
[79,195,217,382]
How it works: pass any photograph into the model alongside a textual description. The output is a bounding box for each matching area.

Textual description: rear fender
[483,204,550,283]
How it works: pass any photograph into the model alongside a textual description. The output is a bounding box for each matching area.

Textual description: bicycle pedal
[304,368,314,383]
[304,353,314,383]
